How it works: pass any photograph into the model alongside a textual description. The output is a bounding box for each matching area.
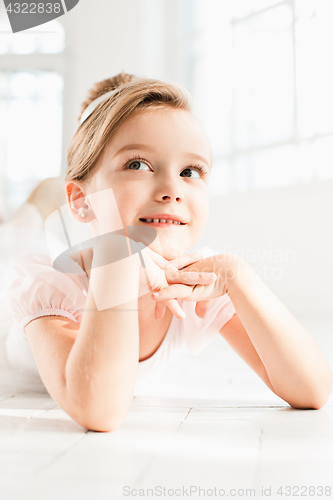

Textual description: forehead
[104,107,212,166]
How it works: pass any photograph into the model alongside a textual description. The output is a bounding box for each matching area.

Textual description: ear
[65,180,93,223]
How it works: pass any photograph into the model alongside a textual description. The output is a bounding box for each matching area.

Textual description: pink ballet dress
[5,246,237,385]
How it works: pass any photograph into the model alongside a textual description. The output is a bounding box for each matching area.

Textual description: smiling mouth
[139,218,186,226]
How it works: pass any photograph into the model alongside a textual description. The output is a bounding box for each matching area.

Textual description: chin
[140,237,189,261]
[163,247,186,261]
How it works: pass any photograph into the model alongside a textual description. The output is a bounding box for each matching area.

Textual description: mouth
[139,218,186,228]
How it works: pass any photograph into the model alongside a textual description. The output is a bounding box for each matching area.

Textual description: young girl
[6,71,332,432]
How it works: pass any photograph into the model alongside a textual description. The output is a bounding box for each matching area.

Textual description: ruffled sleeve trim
[21,307,78,329]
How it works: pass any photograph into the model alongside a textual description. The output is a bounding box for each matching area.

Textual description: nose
[162,194,180,202]
[155,173,183,203]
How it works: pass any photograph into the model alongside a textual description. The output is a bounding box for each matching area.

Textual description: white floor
[0,314,332,500]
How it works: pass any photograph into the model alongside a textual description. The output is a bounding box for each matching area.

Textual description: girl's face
[83,107,212,260]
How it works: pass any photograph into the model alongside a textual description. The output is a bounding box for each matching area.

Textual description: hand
[139,248,217,320]
[150,255,231,318]
[156,253,216,320]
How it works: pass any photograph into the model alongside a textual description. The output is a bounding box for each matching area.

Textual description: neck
[70,246,167,317]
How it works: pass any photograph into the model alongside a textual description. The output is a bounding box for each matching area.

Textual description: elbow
[76,412,126,432]
[290,397,328,411]
[68,403,128,432]
[289,383,332,411]
[312,370,333,409]
[276,380,332,411]
[281,370,333,411]
[63,381,133,432]
[311,383,333,410]
[87,420,123,433]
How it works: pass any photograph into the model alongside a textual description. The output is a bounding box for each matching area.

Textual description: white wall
[195,179,333,319]
[59,0,333,319]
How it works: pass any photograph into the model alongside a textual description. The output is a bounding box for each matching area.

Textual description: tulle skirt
[0,203,49,393]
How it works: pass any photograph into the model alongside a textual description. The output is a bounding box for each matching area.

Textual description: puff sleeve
[7,253,89,332]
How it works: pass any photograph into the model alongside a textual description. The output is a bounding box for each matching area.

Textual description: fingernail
[205,273,216,278]
[152,292,159,298]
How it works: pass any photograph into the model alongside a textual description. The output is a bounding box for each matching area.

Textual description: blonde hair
[65,71,193,184]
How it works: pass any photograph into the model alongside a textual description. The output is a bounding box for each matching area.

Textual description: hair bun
[79,70,135,123]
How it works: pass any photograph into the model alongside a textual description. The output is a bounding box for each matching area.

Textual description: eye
[181,165,206,179]
[123,155,207,178]
[124,156,151,171]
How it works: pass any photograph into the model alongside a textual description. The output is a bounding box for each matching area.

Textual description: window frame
[0,17,69,216]
[175,0,333,194]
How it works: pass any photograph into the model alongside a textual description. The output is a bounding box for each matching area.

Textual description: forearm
[65,243,141,429]
[224,256,332,409]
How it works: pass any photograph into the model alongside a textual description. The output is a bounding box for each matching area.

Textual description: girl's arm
[65,236,141,431]
[153,254,332,409]
[222,256,332,409]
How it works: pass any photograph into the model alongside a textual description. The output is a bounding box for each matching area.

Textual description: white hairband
[80,89,118,125]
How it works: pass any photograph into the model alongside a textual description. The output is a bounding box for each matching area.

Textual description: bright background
[0,0,332,318]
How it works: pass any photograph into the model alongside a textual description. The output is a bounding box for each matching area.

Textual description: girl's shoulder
[7,252,89,331]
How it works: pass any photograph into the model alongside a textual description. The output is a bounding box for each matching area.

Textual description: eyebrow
[113,143,211,168]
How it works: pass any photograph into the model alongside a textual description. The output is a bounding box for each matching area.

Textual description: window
[178,0,333,196]
[0,18,65,54]
[0,17,65,217]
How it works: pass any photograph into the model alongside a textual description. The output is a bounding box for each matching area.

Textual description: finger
[139,251,170,291]
[195,299,213,319]
[152,293,186,320]
[154,300,166,320]
[151,283,211,302]
[141,246,169,270]
[165,270,217,285]
[165,298,186,319]
[152,284,190,301]
[167,253,203,270]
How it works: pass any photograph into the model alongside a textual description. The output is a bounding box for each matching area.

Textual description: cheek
[197,210,209,233]
[193,192,209,220]
[112,185,140,215]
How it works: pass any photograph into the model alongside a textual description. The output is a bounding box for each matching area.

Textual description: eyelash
[123,155,207,177]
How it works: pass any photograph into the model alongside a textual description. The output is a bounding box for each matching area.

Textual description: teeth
[142,218,182,224]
